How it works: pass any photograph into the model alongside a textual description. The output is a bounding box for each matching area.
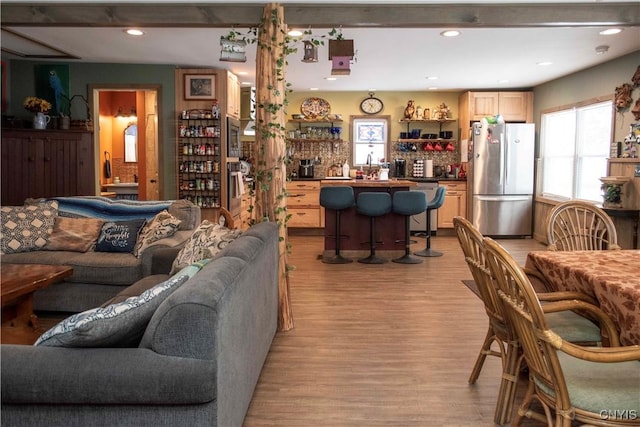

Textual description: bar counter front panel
[320,179,417,254]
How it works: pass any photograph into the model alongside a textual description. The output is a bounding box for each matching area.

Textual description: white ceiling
[2,2,639,92]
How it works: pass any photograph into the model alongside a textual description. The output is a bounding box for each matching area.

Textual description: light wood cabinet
[1,129,95,206]
[437,181,467,229]
[240,183,254,230]
[226,71,241,119]
[287,181,322,228]
[459,91,533,142]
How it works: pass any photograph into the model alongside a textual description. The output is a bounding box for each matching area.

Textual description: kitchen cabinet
[287,180,323,228]
[458,91,533,145]
[226,71,241,119]
[437,181,467,229]
[1,129,95,206]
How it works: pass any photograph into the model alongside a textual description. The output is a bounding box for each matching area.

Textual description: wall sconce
[220,36,247,62]
[114,106,137,118]
[302,40,318,63]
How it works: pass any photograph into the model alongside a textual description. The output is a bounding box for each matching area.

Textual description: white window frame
[351,116,390,167]
[539,98,613,202]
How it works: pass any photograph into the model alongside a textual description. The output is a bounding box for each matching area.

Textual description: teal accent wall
[5,60,178,199]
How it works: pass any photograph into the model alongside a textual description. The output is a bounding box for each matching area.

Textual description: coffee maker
[299,159,314,178]
[393,159,406,178]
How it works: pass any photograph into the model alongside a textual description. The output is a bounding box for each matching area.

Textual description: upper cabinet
[459,90,533,143]
[226,71,241,119]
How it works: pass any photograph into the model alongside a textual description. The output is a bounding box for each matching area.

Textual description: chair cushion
[356,192,392,217]
[534,351,640,416]
[392,191,427,216]
[0,200,58,254]
[320,186,355,210]
[545,310,602,343]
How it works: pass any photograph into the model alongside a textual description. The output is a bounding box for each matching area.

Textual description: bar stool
[392,191,427,264]
[356,192,392,264]
[319,186,355,264]
[415,186,446,257]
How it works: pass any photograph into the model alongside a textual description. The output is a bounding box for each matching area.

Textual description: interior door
[142,90,159,200]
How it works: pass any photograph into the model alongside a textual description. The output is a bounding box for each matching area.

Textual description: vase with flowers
[23,97,52,129]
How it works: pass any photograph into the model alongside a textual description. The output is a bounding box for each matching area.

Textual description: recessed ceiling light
[236,71,249,76]
[498,79,510,83]
[537,61,553,66]
[309,87,319,91]
[440,30,460,37]
[288,30,303,37]
[599,28,622,35]
[241,81,252,85]
[427,87,438,91]
[426,76,438,80]
[125,29,144,36]
[325,77,337,81]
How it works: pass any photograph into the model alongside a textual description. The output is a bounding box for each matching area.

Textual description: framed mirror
[124,123,138,162]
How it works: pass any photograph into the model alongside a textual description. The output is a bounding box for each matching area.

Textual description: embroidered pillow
[95,219,146,253]
[134,210,182,257]
[170,220,242,274]
[44,217,104,252]
[0,200,58,254]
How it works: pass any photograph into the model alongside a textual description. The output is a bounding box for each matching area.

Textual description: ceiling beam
[1,3,638,28]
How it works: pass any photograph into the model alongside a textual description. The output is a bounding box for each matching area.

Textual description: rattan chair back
[546,200,620,251]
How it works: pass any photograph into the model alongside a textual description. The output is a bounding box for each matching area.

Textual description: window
[352,116,389,166]
[539,100,613,202]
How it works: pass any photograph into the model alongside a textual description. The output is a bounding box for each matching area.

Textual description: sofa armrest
[138,230,192,276]
[151,247,181,274]
[1,345,215,405]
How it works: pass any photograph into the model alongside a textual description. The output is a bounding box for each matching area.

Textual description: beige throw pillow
[134,210,182,257]
[170,220,242,274]
[44,217,104,252]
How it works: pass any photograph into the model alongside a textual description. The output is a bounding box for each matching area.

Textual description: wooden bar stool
[415,186,446,257]
[392,191,427,264]
[319,186,355,264]
[356,192,392,264]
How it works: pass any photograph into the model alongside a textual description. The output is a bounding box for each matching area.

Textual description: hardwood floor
[243,233,549,427]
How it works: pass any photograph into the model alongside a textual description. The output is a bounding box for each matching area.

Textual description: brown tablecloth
[525,250,640,346]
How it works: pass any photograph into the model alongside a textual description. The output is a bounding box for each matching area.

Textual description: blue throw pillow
[95,219,146,253]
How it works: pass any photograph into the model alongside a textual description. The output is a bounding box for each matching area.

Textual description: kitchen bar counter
[320,179,416,258]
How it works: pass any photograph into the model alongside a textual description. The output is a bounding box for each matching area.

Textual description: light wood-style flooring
[243,233,549,427]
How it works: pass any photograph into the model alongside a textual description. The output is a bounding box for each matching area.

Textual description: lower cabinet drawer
[288,208,321,227]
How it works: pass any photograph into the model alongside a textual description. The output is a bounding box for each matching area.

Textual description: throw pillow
[43,217,104,252]
[170,220,242,274]
[35,270,188,347]
[95,219,146,253]
[133,210,182,257]
[0,200,58,254]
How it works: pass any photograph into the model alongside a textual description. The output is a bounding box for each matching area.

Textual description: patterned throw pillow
[35,260,210,348]
[134,210,182,257]
[95,219,146,253]
[0,200,58,254]
[170,220,243,274]
[44,217,104,252]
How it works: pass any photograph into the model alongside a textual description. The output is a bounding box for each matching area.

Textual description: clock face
[360,97,384,114]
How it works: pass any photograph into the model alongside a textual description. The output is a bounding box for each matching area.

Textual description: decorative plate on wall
[301,97,330,119]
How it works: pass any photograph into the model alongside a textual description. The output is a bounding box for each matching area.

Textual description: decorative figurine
[404,100,415,119]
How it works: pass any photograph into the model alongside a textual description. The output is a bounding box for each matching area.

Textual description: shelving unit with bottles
[286,119,345,144]
[176,110,222,209]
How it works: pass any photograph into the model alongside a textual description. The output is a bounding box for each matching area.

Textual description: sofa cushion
[170,220,242,274]
[134,210,182,257]
[95,219,146,253]
[65,251,145,285]
[35,273,189,348]
[168,199,201,230]
[44,217,104,252]
[0,200,58,254]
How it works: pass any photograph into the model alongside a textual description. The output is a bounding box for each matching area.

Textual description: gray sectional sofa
[1,196,201,313]
[1,221,279,427]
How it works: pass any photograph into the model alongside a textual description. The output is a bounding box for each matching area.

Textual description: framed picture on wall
[184,74,215,100]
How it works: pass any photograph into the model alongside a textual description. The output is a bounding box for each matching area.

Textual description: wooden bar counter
[320,179,417,258]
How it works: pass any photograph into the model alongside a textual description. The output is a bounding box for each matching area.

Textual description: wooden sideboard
[1,129,95,206]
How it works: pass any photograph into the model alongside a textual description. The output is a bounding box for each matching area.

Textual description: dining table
[525,249,640,346]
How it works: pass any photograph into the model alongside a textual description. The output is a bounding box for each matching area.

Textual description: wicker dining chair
[483,237,640,427]
[453,216,620,426]
[546,200,621,251]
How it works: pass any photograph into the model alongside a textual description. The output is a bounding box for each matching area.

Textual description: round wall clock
[360,92,384,115]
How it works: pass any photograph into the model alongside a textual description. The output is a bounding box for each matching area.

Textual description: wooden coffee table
[1,264,73,345]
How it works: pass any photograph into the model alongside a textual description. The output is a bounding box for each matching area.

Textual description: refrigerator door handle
[504,133,508,186]
[476,195,532,202]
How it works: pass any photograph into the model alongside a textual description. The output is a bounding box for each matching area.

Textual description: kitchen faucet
[366,153,373,175]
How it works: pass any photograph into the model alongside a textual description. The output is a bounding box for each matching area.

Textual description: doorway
[89,84,161,201]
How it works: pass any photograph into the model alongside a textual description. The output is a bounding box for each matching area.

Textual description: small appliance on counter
[299,159,314,178]
[394,159,406,178]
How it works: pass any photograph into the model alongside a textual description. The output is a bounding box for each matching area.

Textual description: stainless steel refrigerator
[471,122,535,236]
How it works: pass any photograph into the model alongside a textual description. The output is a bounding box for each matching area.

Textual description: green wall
[533,50,640,144]
[5,60,178,199]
